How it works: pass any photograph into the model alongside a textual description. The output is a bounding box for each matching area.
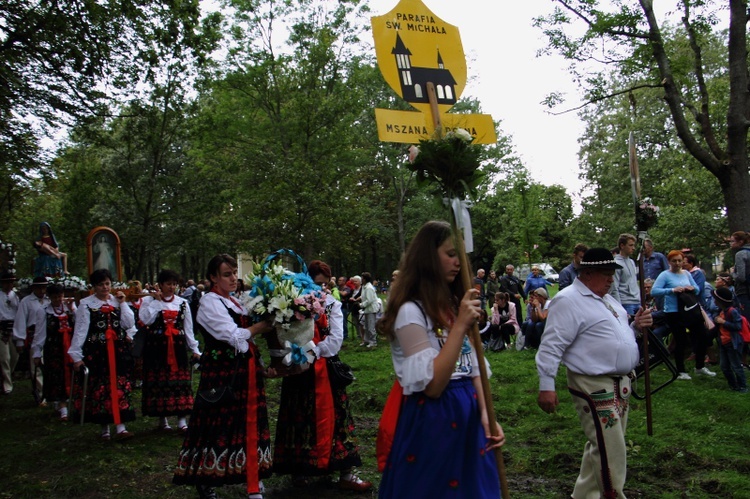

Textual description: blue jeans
[622,303,640,317]
[341,308,350,339]
[719,342,747,391]
[521,320,545,349]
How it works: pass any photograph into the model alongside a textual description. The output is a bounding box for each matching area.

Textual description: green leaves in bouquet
[408,128,484,200]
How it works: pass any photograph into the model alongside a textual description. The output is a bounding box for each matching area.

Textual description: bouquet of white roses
[52,275,88,291]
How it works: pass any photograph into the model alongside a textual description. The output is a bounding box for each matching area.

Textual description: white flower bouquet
[242,249,326,373]
[52,275,88,291]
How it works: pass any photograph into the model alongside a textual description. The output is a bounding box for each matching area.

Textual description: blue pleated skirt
[379,377,501,498]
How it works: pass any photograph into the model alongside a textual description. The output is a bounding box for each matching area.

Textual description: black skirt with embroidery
[173,314,272,487]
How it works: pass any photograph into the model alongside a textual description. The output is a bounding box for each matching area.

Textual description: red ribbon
[100,305,121,425]
[376,379,405,472]
[245,343,260,494]
[162,310,180,372]
[312,314,334,470]
[58,314,73,395]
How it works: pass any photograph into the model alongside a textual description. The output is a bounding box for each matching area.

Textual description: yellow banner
[375,109,497,144]
[371,0,466,116]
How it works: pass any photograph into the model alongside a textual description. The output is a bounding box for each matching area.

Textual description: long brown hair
[378,221,466,340]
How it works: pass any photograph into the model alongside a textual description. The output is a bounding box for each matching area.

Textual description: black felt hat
[579,248,623,270]
[31,276,50,286]
[712,286,734,305]
[0,271,16,282]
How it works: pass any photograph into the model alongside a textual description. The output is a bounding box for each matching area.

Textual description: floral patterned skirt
[70,337,136,425]
[173,345,272,487]
[273,362,362,476]
[379,377,500,498]
[141,332,194,417]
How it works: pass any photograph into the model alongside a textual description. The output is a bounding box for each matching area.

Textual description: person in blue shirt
[523,266,553,298]
[558,243,588,291]
[642,239,669,280]
[651,250,716,380]
[524,266,554,319]
[683,254,706,305]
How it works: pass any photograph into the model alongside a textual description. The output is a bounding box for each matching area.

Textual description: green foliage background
[0,0,737,286]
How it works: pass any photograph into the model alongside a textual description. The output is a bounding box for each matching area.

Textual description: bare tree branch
[547,83,665,115]
[681,0,724,159]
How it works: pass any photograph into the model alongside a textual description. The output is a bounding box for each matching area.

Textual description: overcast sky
[367,0,587,202]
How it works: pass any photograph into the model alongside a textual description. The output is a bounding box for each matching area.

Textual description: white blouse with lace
[392,301,491,395]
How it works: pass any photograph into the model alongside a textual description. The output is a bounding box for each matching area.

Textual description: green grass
[1,334,749,498]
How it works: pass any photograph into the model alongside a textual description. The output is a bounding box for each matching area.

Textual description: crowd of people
[471,233,749,392]
[3,222,750,499]
[470,231,748,499]
[0,253,376,499]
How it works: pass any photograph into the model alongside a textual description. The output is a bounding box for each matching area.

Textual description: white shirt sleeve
[12,297,30,345]
[392,302,438,395]
[314,295,343,359]
[136,296,159,326]
[31,307,48,359]
[177,297,200,355]
[69,298,91,363]
[196,293,251,353]
[114,296,136,339]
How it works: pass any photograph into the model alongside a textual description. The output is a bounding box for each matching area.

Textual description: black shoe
[196,484,218,499]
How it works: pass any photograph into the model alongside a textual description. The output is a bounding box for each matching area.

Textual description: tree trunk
[718,164,750,232]
[724,0,750,232]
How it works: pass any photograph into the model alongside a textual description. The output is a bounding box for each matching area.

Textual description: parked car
[515,263,559,284]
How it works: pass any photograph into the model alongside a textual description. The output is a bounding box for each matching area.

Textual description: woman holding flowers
[138,269,200,433]
[272,259,372,492]
[173,254,273,499]
[377,221,504,498]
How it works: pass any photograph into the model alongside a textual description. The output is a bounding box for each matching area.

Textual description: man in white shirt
[14,276,50,403]
[0,272,20,395]
[536,248,652,499]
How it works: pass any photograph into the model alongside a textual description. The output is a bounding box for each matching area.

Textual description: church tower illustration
[391,32,457,105]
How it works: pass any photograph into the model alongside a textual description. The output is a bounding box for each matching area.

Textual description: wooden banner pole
[427,81,509,497]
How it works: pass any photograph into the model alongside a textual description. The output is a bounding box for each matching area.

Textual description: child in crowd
[711,287,748,393]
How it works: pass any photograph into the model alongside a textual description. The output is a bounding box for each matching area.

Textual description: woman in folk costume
[377,221,505,498]
[272,260,372,491]
[138,269,200,433]
[31,284,76,421]
[68,269,137,440]
[173,254,274,499]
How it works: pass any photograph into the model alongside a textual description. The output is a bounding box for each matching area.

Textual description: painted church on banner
[391,32,457,106]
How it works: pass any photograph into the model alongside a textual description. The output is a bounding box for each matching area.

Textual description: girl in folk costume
[31,284,76,421]
[272,260,372,492]
[68,269,137,440]
[377,221,505,499]
[138,270,200,433]
[173,254,274,499]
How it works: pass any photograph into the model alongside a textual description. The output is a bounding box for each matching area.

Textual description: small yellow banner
[375,109,497,144]
[371,0,466,116]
